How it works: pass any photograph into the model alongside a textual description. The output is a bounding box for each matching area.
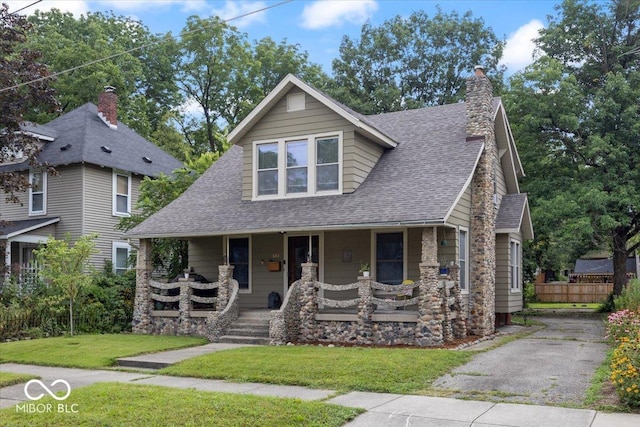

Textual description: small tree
[35,234,98,336]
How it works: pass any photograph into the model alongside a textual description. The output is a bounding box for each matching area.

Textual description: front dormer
[228,75,397,201]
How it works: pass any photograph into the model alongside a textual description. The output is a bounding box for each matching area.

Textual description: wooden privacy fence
[535,282,612,303]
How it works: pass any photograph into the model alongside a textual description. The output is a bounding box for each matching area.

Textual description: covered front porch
[133,226,492,346]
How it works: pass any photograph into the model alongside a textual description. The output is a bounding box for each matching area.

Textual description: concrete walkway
[1,363,639,426]
[116,342,253,369]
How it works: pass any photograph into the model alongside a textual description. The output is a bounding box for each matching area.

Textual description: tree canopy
[329,8,505,114]
[506,0,640,293]
[0,4,59,203]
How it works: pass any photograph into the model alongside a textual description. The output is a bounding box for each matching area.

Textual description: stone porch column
[416,227,443,346]
[448,264,467,339]
[178,278,193,335]
[357,276,373,345]
[217,264,234,311]
[298,262,318,343]
[132,238,152,334]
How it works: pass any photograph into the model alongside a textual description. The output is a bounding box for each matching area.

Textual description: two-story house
[129,70,533,346]
[0,87,183,284]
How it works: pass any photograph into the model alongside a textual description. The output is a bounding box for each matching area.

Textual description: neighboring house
[129,69,533,346]
[0,87,183,285]
[572,257,638,283]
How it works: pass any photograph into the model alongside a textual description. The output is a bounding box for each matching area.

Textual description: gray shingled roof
[0,217,60,239]
[1,103,183,177]
[128,101,485,238]
[574,258,637,274]
[495,193,528,231]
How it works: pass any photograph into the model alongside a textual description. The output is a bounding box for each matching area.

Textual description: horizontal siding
[244,233,285,308]
[323,230,370,301]
[0,171,30,220]
[447,187,471,228]
[407,228,422,281]
[47,165,83,240]
[238,88,387,200]
[495,232,523,313]
[82,165,141,269]
[188,236,224,283]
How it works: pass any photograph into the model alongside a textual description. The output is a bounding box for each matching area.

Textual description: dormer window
[253,131,343,200]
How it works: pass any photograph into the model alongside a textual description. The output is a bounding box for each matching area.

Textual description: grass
[0,334,207,369]
[0,372,37,387]
[160,346,474,394]
[0,382,362,427]
[528,302,600,310]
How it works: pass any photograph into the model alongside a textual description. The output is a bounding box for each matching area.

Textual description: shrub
[615,279,640,311]
[598,292,616,313]
[523,282,537,307]
[610,336,640,406]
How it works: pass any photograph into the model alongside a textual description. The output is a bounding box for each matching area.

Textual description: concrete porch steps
[218,310,271,345]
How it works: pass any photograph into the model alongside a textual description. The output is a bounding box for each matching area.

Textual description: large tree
[329,8,505,114]
[506,0,640,294]
[23,9,182,139]
[1,3,58,203]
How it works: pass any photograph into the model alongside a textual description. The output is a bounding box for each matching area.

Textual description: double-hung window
[113,242,131,275]
[510,240,521,291]
[254,132,342,199]
[113,171,131,216]
[29,170,46,215]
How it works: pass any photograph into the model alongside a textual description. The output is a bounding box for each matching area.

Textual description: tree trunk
[69,298,74,336]
[612,229,629,296]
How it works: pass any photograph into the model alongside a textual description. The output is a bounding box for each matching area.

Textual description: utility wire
[9,0,42,15]
[0,0,294,93]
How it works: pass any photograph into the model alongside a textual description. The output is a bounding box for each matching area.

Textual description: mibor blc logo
[16,379,79,414]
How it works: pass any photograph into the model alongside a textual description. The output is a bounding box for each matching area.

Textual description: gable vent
[101,145,112,153]
[142,156,152,163]
[60,143,72,151]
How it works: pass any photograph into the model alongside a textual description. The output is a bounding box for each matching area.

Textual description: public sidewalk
[2,363,639,427]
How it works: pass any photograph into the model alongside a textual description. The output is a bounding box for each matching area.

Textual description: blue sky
[7,0,562,74]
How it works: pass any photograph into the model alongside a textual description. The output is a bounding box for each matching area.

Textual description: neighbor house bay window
[254,132,342,199]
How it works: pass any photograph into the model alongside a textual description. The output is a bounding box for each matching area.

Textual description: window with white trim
[113,171,131,216]
[459,228,468,292]
[510,240,521,291]
[112,242,131,275]
[29,170,46,215]
[253,132,342,199]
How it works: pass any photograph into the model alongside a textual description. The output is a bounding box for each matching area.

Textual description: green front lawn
[0,334,207,368]
[0,382,362,427]
[528,302,600,310]
[0,372,37,387]
[161,346,474,394]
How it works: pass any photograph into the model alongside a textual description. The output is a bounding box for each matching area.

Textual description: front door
[288,235,319,286]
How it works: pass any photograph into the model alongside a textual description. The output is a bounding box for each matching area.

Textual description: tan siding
[447,187,472,227]
[47,165,84,240]
[244,233,284,308]
[82,165,140,269]
[188,236,223,282]
[323,230,370,285]
[238,88,386,199]
[407,228,422,281]
[345,133,384,193]
[495,232,523,313]
[0,172,30,220]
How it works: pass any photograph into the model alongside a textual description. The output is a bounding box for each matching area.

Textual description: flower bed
[607,309,640,406]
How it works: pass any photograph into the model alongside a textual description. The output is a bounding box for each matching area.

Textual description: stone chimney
[98,86,118,130]
[466,65,496,337]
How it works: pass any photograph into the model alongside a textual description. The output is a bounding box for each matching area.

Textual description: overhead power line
[9,0,42,15]
[0,0,294,94]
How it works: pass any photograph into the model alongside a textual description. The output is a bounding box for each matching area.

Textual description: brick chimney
[98,86,118,130]
[466,65,497,337]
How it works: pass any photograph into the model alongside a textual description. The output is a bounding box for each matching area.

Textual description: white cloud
[210,1,267,28]
[5,0,89,16]
[301,0,377,30]
[501,19,545,73]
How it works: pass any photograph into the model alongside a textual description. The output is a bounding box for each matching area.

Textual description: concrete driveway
[433,314,609,406]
